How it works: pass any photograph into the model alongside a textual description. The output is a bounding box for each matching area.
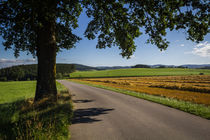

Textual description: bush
[0,77,7,81]
[56,73,63,79]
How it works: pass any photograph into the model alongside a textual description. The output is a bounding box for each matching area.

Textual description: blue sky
[0,11,210,68]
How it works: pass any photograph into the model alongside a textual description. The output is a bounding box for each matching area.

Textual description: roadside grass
[69,80,210,119]
[70,68,210,78]
[0,81,73,140]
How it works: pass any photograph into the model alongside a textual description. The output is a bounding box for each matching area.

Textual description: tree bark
[34,19,57,102]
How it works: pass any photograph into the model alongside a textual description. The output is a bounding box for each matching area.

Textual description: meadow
[0,81,73,140]
[70,68,210,119]
[0,81,36,104]
[70,68,210,78]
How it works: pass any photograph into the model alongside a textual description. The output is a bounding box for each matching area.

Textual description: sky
[0,11,210,68]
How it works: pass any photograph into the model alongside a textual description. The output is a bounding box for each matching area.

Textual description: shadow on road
[72,108,114,124]
[73,99,95,103]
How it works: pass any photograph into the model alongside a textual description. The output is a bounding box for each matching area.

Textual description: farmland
[71,75,210,106]
[70,68,210,78]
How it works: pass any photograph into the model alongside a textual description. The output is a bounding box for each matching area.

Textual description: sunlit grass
[0,81,36,104]
[70,68,210,78]
[0,81,73,140]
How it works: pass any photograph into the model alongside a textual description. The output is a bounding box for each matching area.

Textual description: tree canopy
[0,0,209,101]
[1,0,209,58]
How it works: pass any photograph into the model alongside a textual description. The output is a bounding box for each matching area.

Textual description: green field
[0,81,36,104]
[0,81,72,140]
[70,68,210,78]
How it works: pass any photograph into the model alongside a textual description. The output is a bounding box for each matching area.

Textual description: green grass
[0,81,73,140]
[70,68,210,78]
[69,80,210,119]
[0,81,36,104]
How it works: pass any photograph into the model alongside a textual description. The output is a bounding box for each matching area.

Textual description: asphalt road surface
[59,80,210,140]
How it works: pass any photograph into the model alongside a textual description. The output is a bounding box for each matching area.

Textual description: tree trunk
[34,19,57,102]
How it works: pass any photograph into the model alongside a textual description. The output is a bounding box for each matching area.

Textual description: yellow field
[72,75,210,105]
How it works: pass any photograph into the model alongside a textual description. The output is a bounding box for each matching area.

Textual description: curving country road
[59,80,210,140]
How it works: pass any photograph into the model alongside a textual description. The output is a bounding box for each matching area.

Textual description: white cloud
[180,44,185,47]
[0,58,37,68]
[0,58,36,63]
[192,41,210,57]
[130,55,136,59]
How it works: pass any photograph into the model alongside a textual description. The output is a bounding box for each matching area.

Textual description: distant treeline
[0,64,75,81]
[132,64,189,68]
[201,66,210,69]
[131,64,151,68]
[132,64,210,69]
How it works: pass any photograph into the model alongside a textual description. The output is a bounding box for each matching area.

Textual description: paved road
[59,80,210,140]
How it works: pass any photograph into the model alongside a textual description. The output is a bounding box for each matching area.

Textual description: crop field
[71,75,210,106]
[70,68,210,78]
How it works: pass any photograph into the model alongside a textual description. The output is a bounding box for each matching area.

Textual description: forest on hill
[0,64,75,81]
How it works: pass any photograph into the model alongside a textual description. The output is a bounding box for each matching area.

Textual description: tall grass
[0,81,73,140]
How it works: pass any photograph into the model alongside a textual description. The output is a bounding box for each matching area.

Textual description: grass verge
[69,80,210,119]
[0,81,73,140]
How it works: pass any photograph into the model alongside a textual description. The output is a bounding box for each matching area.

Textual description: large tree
[0,0,209,101]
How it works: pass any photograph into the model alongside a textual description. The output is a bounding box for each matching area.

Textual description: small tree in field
[56,73,63,79]
[0,0,209,102]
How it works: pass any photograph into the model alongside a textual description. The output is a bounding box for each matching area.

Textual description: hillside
[1,63,210,81]
[0,64,75,81]
[70,68,210,78]
[73,64,99,71]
